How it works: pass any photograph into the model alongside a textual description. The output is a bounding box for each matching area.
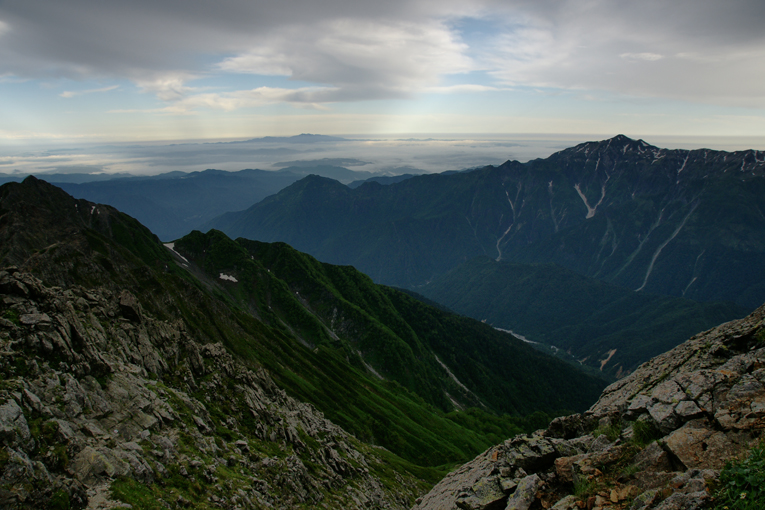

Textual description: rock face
[413,304,765,510]
[0,268,420,509]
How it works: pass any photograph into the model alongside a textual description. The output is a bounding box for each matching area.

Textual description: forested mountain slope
[417,257,747,378]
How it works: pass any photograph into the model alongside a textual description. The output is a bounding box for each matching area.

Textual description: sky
[1,0,765,174]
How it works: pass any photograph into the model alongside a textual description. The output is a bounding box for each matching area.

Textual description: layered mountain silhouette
[206,135,765,310]
[56,166,387,241]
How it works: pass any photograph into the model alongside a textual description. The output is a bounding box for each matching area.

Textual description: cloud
[217,18,474,103]
[620,53,663,62]
[59,85,118,98]
[108,86,338,114]
[133,74,199,101]
[1,0,764,109]
[423,84,501,94]
[475,0,765,106]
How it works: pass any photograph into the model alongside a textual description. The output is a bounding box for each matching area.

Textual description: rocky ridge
[413,304,765,510]
[0,267,421,509]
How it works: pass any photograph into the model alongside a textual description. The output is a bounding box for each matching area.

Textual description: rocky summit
[0,268,420,509]
[413,303,765,510]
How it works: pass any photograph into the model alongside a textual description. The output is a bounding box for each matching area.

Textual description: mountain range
[207,135,765,310]
[198,135,763,376]
[52,165,393,241]
[0,176,605,508]
[2,129,765,508]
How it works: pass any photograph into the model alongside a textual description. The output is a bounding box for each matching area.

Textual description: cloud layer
[1,0,764,113]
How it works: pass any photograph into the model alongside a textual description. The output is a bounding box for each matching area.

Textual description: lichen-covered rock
[504,474,542,510]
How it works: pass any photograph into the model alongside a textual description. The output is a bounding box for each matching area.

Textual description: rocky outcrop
[0,268,420,509]
[413,304,765,510]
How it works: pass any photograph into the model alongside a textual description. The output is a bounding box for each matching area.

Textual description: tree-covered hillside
[418,257,747,378]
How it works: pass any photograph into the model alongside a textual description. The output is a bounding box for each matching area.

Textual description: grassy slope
[173,232,607,463]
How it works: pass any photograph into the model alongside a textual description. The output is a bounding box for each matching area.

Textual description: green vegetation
[0,447,9,470]
[711,441,765,510]
[593,421,622,442]
[419,257,747,378]
[629,420,662,448]
[2,309,20,325]
[48,490,71,510]
[573,476,595,499]
[170,229,604,466]
[444,408,558,444]
[111,478,167,510]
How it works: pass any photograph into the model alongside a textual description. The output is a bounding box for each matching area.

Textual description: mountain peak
[558,135,665,159]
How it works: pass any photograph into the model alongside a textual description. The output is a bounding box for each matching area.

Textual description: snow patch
[163,243,190,264]
[90,205,96,215]
[358,350,384,380]
[444,391,464,411]
[219,273,238,283]
[676,154,689,183]
[496,185,521,261]
[494,328,538,345]
[636,202,698,292]
[682,276,697,297]
[574,179,608,219]
[434,355,470,394]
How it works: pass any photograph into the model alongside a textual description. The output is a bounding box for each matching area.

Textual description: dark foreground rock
[414,304,765,510]
[0,268,420,509]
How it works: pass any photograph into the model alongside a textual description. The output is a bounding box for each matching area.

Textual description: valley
[0,176,603,508]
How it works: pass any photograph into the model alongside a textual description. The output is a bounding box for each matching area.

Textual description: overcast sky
[1,0,765,145]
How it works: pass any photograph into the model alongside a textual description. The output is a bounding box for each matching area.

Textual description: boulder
[118,290,142,323]
[0,399,30,446]
[664,421,750,470]
[504,474,542,510]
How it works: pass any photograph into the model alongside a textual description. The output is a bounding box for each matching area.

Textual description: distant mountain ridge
[205,135,765,309]
[54,165,391,241]
[212,133,350,144]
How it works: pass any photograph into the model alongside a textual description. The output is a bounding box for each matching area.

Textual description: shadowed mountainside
[206,135,765,310]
